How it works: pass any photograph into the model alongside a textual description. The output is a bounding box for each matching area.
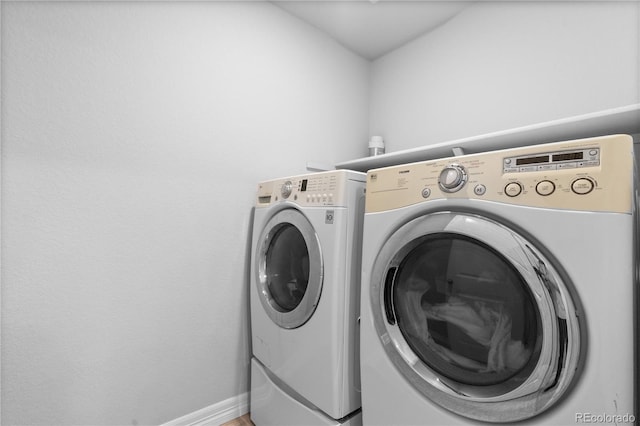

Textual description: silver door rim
[369,211,582,422]
[256,208,323,329]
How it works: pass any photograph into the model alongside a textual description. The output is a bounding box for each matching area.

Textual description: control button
[281,181,293,199]
[557,162,577,169]
[504,182,522,197]
[421,188,431,199]
[474,184,486,196]
[535,180,555,196]
[571,178,595,195]
[504,159,512,165]
[519,166,538,172]
[438,164,468,193]
[589,149,598,156]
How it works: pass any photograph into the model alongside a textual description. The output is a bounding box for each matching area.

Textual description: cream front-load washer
[250,170,365,426]
[359,134,637,425]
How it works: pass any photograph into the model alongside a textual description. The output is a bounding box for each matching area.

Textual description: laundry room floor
[221,413,254,426]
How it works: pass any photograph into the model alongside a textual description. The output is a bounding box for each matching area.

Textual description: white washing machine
[250,170,365,426]
[359,134,637,425]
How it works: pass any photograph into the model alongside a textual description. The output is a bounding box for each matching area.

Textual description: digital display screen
[516,155,549,166]
[300,179,308,192]
[552,152,583,162]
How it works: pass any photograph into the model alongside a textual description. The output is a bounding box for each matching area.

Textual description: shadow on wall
[238,208,255,398]
[633,134,640,175]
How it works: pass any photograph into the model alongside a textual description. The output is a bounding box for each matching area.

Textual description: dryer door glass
[392,233,541,389]
[265,224,310,312]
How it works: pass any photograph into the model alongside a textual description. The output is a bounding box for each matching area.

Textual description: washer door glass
[392,234,541,390]
[371,212,582,422]
[257,209,323,329]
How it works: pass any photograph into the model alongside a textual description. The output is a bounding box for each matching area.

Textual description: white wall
[1,2,369,425]
[370,1,640,152]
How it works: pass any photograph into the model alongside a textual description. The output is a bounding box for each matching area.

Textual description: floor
[221,413,254,426]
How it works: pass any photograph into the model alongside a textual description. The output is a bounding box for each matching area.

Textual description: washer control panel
[256,170,365,207]
[365,134,634,214]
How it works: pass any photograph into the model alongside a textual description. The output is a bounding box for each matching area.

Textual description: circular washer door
[256,208,323,329]
[370,211,583,422]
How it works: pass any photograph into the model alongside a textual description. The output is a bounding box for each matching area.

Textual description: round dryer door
[256,208,323,329]
[370,211,583,422]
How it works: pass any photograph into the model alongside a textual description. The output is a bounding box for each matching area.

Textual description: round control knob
[281,181,293,199]
[438,164,467,193]
[535,180,555,196]
[571,177,595,195]
[504,182,523,197]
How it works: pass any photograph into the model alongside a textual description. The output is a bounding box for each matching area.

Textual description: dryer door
[256,208,323,329]
[370,211,583,422]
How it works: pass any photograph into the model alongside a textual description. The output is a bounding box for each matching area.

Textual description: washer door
[370,211,582,422]
[256,208,323,329]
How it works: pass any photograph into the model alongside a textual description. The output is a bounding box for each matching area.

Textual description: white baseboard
[162,392,249,426]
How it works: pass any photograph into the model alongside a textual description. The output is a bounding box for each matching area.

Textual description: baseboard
[162,392,249,426]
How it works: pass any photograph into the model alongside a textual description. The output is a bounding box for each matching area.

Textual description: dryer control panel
[256,170,365,208]
[365,134,634,214]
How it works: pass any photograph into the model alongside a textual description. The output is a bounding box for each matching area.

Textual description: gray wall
[1,2,369,424]
[369,1,639,152]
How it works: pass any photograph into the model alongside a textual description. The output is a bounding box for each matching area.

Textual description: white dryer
[250,170,365,426]
[359,134,637,424]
